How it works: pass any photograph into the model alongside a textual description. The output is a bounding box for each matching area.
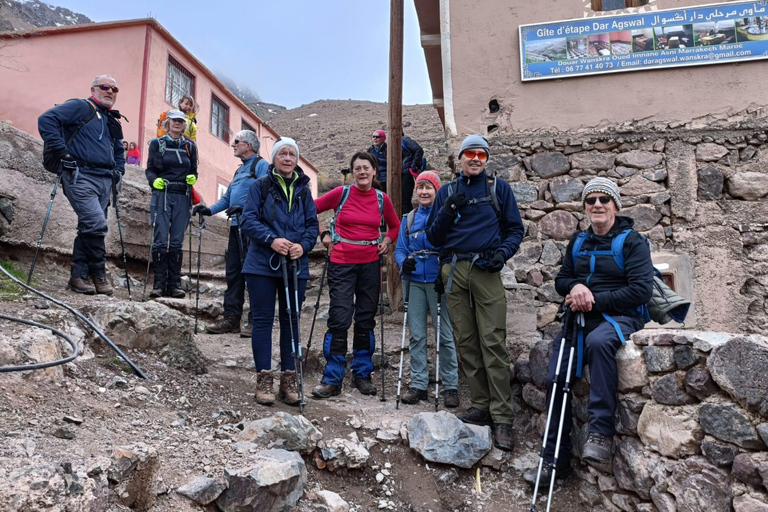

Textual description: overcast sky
[56,0,433,109]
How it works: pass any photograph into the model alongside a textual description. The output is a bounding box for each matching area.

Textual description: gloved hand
[401,257,417,275]
[485,250,507,273]
[442,193,468,217]
[152,178,165,190]
[185,175,197,186]
[409,168,419,179]
[111,169,122,185]
[225,205,243,217]
[434,276,445,295]
[192,205,211,216]
[57,150,77,172]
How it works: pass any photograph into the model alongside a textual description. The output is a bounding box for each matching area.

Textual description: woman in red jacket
[312,152,400,398]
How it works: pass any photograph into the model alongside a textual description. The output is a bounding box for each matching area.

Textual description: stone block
[510,182,539,204]
[530,152,570,178]
[539,210,578,240]
[708,335,768,411]
[701,436,739,468]
[727,172,768,200]
[652,373,697,406]
[621,175,666,197]
[522,383,546,412]
[239,412,323,454]
[733,453,766,487]
[668,456,731,512]
[733,494,768,512]
[406,411,492,469]
[549,175,584,203]
[696,143,729,162]
[616,150,663,169]
[571,151,616,170]
[528,338,552,389]
[539,239,562,266]
[698,165,724,200]
[684,367,720,400]
[637,403,702,458]
[617,339,649,392]
[176,476,225,506]
[613,437,658,500]
[644,346,676,373]
[699,402,766,450]
[674,345,698,370]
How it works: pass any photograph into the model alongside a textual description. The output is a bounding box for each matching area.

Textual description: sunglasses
[95,84,119,93]
[463,149,488,162]
[233,140,243,145]
[585,196,613,205]
[372,135,382,139]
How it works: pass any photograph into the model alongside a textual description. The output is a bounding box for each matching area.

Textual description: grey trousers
[150,190,190,252]
[61,170,111,277]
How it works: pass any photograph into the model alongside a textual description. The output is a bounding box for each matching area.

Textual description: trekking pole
[395,274,411,409]
[379,255,387,402]
[142,211,157,301]
[188,189,192,278]
[234,213,246,268]
[434,288,442,412]
[28,174,61,284]
[531,309,572,511]
[111,183,132,301]
[194,213,205,334]
[290,258,307,413]
[280,256,304,410]
[304,252,329,364]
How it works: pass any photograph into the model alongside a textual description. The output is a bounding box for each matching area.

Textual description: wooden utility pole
[386,0,404,310]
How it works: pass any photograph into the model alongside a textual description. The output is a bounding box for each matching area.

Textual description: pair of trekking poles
[29,173,132,301]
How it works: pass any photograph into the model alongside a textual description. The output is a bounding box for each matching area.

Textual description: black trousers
[224,225,250,321]
[327,260,380,333]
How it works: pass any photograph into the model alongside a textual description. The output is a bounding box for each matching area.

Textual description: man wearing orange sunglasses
[426,134,525,452]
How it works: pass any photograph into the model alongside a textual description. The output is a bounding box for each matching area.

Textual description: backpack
[248,156,264,179]
[42,99,97,173]
[257,173,309,221]
[329,185,384,245]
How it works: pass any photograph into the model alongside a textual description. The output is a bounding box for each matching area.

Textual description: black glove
[56,150,77,172]
[434,277,445,295]
[401,257,417,275]
[111,169,123,185]
[442,193,468,217]
[192,205,211,216]
[225,205,243,217]
[485,250,507,273]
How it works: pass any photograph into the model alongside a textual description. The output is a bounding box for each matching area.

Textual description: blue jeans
[404,279,459,390]
[245,274,307,372]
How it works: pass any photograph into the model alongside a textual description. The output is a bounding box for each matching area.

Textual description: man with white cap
[426,134,525,451]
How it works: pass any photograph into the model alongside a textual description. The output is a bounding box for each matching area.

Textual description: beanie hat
[374,130,386,142]
[459,134,490,158]
[581,177,622,210]
[415,170,441,191]
[271,137,300,164]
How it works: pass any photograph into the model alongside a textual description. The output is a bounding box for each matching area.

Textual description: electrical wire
[0,313,78,372]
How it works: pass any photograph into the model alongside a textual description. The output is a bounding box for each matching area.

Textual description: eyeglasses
[585,196,613,205]
[95,84,119,93]
[233,140,243,145]
[463,149,488,162]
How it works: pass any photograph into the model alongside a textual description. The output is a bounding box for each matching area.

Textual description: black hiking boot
[67,275,96,295]
[443,389,460,409]
[311,382,342,399]
[207,315,241,334]
[456,407,493,426]
[401,387,428,404]
[493,423,515,452]
[166,250,185,298]
[150,250,167,299]
[522,463,573,489]
[352,377,377,396]
[583,431,613,465]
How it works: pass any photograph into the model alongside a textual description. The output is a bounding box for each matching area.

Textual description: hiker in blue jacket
[395,171,459,408]
[37,74,126,295]
[239,138,318,407]
[523,177,653,488]
[193,130,269,337]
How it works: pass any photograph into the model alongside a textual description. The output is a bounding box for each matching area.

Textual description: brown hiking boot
[401,387,428,404]
[92,275,113,295]
[279,370,300,406]
[443,389,460,409]
[255,370,275,406]
[206,315,240,334]
[67,276,96,295]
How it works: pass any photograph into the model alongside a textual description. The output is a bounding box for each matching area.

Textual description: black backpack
[257,173,309,221]
[42,99,97,173]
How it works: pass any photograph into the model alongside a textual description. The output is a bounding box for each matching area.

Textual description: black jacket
[145,136,198,192]
[401,136,424,174]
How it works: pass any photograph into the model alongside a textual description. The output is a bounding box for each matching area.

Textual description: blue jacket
[394,205,440,283]
[367,143,388,183]
[38,97,125,177]
[209,154,269,226]
[240,166,319,279]
[426,171,525,268]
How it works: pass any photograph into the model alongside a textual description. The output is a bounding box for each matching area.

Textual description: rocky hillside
[0,0,90,31]
[260,100,448,192]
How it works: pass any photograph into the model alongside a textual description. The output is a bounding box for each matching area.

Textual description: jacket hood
[268,164,311,188]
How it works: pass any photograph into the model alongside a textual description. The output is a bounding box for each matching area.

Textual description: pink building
[0,18,318,203]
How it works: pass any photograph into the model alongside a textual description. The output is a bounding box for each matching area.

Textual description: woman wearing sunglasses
[523,176,653,489]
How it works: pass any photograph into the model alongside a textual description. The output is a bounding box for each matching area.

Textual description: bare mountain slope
[0,0,91,31]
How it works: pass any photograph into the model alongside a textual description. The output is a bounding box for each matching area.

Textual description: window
[165,56,195,108]
[211,94,230,142]
[242,120,256,133]
[591,0,650,10]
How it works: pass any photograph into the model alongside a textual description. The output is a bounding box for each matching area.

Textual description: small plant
[0,260,30,300]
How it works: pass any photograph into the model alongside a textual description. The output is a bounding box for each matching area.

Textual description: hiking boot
[167,286,185,298]
[311,382,342,399]
[352,377,378,396]
[150,250,168,298]
[522,463,572,489]
[401,387,428,404]
[207,315,240,334]
[443,389,460,409]
[67,276,96,295]
[149,286,164,298]
[493,423,515,452]
[456,407,493,426]
[167,250,184,297]
[583,432,613,465]
[92,275,113,295]
[255,370,275,406]
[279,370,300,406]
[240,322,252,338]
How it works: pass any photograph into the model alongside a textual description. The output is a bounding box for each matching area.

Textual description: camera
[340,167,351,176]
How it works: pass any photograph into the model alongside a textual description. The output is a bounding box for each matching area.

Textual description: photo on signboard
[566,36,590,59]
[524,38,567,63]
[610,31,632,54]
[588,33,612,56]
[735,17,768,42]
[653,24,694,49]
[694,20,737,46]
[631,28,655,52]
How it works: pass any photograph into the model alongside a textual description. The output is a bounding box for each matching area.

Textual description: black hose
[0,313,79,372]
[0,263,149,379]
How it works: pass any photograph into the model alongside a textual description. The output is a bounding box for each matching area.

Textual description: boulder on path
[85,301,192,351]
[176,476,226,505]
[315,490,350,512]
[708,335,768,411]
[216,449,306,512]
[407,411,492,469]
[238,412,322,454]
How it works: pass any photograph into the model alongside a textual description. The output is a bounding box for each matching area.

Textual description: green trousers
[442,260,514,423]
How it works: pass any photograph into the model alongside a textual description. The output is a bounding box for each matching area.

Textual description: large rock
[620,175,666,197]
[510,182,539,204]
[695,143,729,162]
[571,151,616,171]
[317,438,370,471]
[539,211,578,240]
[667,457,731,512]
[109,443,159,512]
[613,437,658,500]
[238,413,322,454]
[637,403,703,458]
[708,335,768,411]
[0,328,66,382]
[652,373,697,406]
[177,476,226,506]
[618,206,662,232]
[698,166,724,200]
[727,172,768,200]
[699,402,765,450]
[85,301,192,351]
[617,339,649,392]
[733,494,768,512]
[549,176,584,203]
[216,449,307,512]
[407,411,492,469]
[616,150,663,169]
[530,152,570,178]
